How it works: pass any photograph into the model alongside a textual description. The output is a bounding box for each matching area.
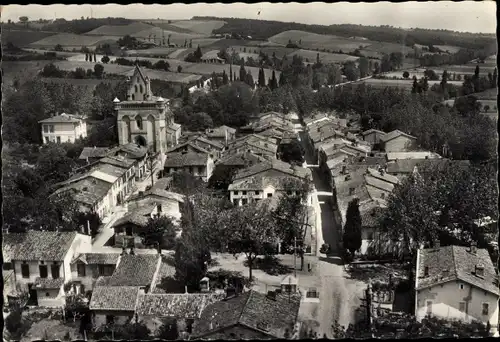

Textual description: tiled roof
[79,147,111,160]
[89,286,140,311]
[229,175,306,191]
[304,113,330,125]
[379,129,416,143]
[364,176,395,193]
[144,188,184,203]
[95,276,112,287]
[205,125,236,137]
[113,208,153,228]
[164,151,209,167]
[417,245,499,295]
[317,138,353,152]
[34,277,64,290]
[366,168,399,185]
[94,163,127,179]
[386,152,442,161]
[72,253,121,265]
[108,254,160,287]
[3,231,77,261]
[359,200,385,228]
[167,142,210,154]
[152,256,177,294]
[107,143,148,159]
[99,156,136,169]
[361,129,386,136]
[217,151,266,167]
[226,139,278,155]
[39,113,83,123]
[137,293,225,318]
[228,134,275,148]
[53,176,111,206]
[193,290,301,339]
[189,136,224,151]
[233,160,311,181]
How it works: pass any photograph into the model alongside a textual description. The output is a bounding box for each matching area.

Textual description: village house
[386,159,470,180]
[2,231,92,307]
[52,153,139,218]
[163,150,215,182]
[205,125,237,146]
[192,290,301,339]
[39,113,87,144]
[89,253,162,328]
[228,160,312,206]
[112,204,159,248]
[225,135,278,159]
[136,293,225,338]
[70,253,120,293]
[216,150,268,171]
[78,147,112,165]
[186,136,225,160]
[380,130,418,153]
[415,243,499,334]
[200,50,225,64]
[385,151,442,161]
[361,129,387,146]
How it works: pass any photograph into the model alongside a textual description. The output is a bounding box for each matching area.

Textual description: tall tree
[239,60,247,83]
[342,198,362,257]
[140,216,177,250]
[222,70,229,85]
[229,63,233,82]
[269,70,278,90]
[258,67,266,87]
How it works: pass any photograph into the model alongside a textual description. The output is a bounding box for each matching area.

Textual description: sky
[1,2,497,34]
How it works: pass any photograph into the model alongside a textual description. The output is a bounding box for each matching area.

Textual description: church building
[114,65,182,164]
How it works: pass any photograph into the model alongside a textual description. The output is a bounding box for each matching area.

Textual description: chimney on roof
[266,290,277,301]
[475,264,485,277]
[470,241,477,254]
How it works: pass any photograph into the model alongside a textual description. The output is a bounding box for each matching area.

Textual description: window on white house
[56,136,61,143]
[198,166,204,174]
[267,193,273,198]
[46,292,50,297]
[242,198,248,205]
[233,199,238,206]
[459,302,466,312]
[234,191,239,196]
[43,125,49,133]
[426,301,433,315]
[242,191,247,195]
[255,191,260,195]
[459,284,464,290]
[51,263,60,279]
[39,265,48,278]
[49,125,54,133]
[77,263,86,277]
[134,85,138,93]
[21,263,29,278]
[45,137,50,144]
[482,303,489,315]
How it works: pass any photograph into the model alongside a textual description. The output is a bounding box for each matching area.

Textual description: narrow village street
[299,129,363,337]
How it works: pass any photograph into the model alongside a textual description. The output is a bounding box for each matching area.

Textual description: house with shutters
[228,159,312,206]
[39,113,87,144]
[415,243,499,334]
[89,253,163,327]
[163,148,215,182]
[225,134,278,160]
[186,136,225,160]
[70,253,121,293]
[2,231,92,307]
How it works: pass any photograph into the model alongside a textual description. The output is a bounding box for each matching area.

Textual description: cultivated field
[85,22,154,36]
[125,47,178,57]
[23,48,82,58]
[288,49,359,63]
[168,48,195,60]
[40,77,123,87]
[29,33,119,48]
[1,29,56,47]
[191,38,223,47]
[66,53,195,70]
[52,60,202,83]
[142,20,194,34]
[182,63,280,81]
[473,88,498,100]
[360,41,412,55]
[229,45,297,58]
[132,27,203,45]
[434,45,461,53]
[169,20,227,35]
[352,78,463,89]
[269,30,367,52]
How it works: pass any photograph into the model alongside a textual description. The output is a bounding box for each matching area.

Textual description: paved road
[299,129,355,337]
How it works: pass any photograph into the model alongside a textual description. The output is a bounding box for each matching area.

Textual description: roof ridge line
[238,290,253,323]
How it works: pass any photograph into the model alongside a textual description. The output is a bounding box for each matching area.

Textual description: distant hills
[193,16,496,51]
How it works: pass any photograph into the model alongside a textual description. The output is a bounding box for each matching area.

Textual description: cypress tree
[258,67,266,87]
[239,61,246,83]
[222,70,229,85]
[270,70,278,90]
[342,198,362,257]
[229,63,233,82]
[85,53,88,62]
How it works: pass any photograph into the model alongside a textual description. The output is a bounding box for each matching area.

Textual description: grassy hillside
[269,30,369,53]
[170,20,227,35]
[1,29,57,47]
[85,22,153,36]
[196,16,495,50]
[29,33,119,48]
